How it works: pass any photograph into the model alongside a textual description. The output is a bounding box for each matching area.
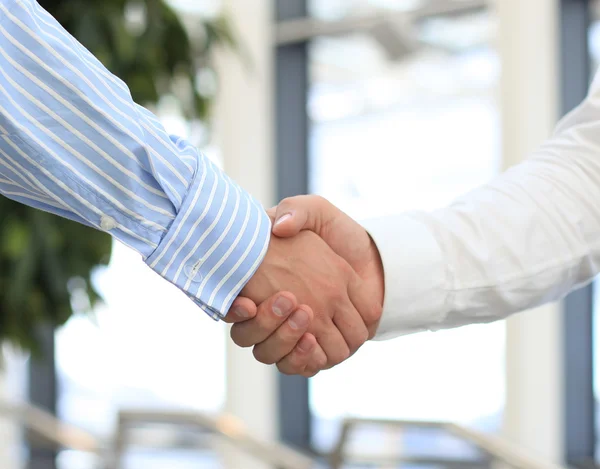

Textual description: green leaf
[1,0,240,355]
[1,219,30,259]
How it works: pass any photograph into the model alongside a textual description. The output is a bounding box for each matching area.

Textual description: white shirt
[364,71,600,340]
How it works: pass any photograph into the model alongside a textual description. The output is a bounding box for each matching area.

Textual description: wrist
[362,213,447,340]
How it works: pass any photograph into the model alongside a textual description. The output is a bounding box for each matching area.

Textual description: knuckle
[318,355,328,369]
[278,361,301,376]
[279,196,297,210]
[329,344,350,366]
[252,318,274,337]
[359,326,370,345]
[230,327,251,348]
[363,302,383,327]
[310,194,327,207]
[333,255,351,274]
[342,260,354,276]
[311,308,330,328]
[289,350,311,372]
[328,286,347,307]
[348,329,369,354]
[340,345,351,362]
[310,354,327,372]
[314,349,328,365]
[253,346,275,365]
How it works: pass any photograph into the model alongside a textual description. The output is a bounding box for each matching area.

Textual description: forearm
[0,0,271,318]
[366,79,600,340]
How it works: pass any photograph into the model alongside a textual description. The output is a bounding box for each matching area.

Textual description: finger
[272,195,337,238]
[230,292,298,348]
[277,333,318,375]
[253,305,313,365]
[276,333,327,376]
[348,273,383,339]
[310,313,350,368]
[332,294,369,356]
[301,343,328,377]
[223,297,258,324]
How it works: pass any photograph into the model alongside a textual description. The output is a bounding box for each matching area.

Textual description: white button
[184,262,204,282]
[100,215,118,231]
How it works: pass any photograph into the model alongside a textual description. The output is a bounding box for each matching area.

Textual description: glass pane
[308,6,505,458]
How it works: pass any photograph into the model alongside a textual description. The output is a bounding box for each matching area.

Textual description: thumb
[271,196,311,237]
[271,195,335,238]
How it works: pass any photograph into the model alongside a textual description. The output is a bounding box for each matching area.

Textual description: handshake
[223,195,385,377]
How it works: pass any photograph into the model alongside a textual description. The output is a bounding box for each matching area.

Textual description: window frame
[561,1,596,466]
[274,0,312,452]
[275,0,597,463]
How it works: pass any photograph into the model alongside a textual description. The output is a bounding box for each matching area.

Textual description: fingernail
[234,306,249,319]
[289,309,309,330]
[272,296,293,316]
[274,213,292,226]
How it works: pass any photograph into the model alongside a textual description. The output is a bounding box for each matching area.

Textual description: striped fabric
[0,0,271,319]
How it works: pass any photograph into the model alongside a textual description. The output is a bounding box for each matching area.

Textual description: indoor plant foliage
[0,0,235,353]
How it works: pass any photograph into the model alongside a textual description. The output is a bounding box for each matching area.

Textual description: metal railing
[111,409,315,469]
[274,0,486,45]
[0,400,101,454]
[330,417,569,469]
[0,400,570,469]
[0,400,315,469]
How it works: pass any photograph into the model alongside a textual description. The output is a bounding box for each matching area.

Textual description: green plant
[0,0,235,353]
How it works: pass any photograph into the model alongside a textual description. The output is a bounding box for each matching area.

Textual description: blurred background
[0,0,598,468]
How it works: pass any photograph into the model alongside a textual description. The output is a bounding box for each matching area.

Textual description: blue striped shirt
[0,0,271,319]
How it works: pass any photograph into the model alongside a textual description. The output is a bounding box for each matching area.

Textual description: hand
[236,229,375,370]
[272,195,385,337]
[224,293,324,376]
[229,195,385,375]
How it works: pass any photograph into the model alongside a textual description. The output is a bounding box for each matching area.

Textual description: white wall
[214,1,278,468]
[0,371,15,469]
[0,350,24,469]
[496,0,564,462]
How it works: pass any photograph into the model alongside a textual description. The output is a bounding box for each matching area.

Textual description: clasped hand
[223,195,385,377]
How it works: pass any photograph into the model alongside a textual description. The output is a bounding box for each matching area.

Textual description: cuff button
[100,215,118,231]
[184,262,204,283]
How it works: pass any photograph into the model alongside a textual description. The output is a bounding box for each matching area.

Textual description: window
[285,1,507,456]
[277,3,597,461]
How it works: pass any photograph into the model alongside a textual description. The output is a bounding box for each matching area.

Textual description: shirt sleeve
[0,0,271,319]
[364,69,600,341]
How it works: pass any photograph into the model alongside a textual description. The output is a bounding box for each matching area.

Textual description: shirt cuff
[361,213,448,340]
[145,164,271,320]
